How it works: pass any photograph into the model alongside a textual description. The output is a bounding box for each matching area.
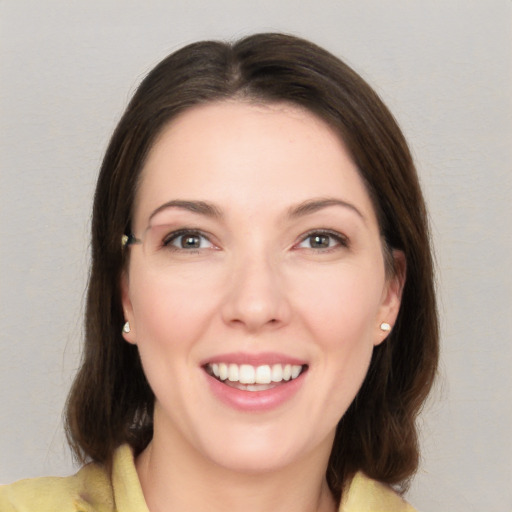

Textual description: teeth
[271,364,283,382]
[208,363,304,384]
[291,365,301,379]
[228,364,239,382]
[255,365,271,384]
[219,363,228,381]
[239,364,255,384]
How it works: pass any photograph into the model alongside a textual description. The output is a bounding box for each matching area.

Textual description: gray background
[1,2,511,511]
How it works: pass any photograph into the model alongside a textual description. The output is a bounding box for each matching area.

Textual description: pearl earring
[122,321,131,334]
[380,322,391,332]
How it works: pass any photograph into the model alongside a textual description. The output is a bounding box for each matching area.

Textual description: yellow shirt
[0,444,416,511]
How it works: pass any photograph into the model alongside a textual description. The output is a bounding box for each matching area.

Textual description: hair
[66,32,438,500]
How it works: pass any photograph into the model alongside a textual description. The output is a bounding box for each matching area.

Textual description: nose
[220,253,291,332]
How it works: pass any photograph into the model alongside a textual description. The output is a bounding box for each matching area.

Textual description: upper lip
[200,352,307,367]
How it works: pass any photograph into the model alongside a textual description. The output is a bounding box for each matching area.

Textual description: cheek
[129,267,219,351]
[295,263,384,346]
[293,264,384,417]
[301,274,380,423]
[127,270,220,407]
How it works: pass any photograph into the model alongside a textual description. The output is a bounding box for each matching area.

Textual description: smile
[205,363,306,390]
[203,357,308,410]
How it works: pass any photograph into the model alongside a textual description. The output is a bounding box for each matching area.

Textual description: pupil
[312,235,329,248]
[183,235,200,248]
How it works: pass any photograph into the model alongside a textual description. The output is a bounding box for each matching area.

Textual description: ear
[120,270,137,345]
[374,249,406,346]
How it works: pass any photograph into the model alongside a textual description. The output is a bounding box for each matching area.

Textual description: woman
[1,33,438,511]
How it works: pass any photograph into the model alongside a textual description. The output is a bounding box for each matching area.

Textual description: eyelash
[162,229,215,251]
[295,229,350,252]
[159,228,349,253]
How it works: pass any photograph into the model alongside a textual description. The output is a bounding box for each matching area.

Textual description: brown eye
[163,230,214,250]
[181,235,201,248]
[309,234,330,249]
[297,230,348,250]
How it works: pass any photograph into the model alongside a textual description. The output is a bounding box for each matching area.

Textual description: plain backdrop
[1,2,511,511]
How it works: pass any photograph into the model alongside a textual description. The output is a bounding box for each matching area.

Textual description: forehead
[134,101,378,228]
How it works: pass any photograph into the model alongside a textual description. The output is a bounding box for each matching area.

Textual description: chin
[195,422,334,476]
[206,443,300,474]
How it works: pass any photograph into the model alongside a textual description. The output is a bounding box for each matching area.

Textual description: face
[122,101,403,475]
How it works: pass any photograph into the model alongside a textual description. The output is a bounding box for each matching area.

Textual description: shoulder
[340,472,418,512]
[0,462,114,512]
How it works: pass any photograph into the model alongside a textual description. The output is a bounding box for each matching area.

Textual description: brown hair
[66,33,438,500]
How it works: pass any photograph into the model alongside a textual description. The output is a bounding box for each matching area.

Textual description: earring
[122,321,131,334]
[380,322,391,332]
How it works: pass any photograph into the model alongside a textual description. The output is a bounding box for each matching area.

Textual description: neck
[136,426,337,512]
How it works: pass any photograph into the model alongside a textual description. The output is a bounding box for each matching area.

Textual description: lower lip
[204,371,306,412]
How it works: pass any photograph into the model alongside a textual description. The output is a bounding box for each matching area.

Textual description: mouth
[204,362,308,392]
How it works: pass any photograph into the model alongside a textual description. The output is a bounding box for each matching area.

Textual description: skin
[121,101,404,512]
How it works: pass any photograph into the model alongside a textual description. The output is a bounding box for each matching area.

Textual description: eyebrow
[287,197,365,221]
[147,197,365,224]
[148,200,223,223]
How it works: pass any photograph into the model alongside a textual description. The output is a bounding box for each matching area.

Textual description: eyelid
[162,228,218,250]
[294,229,350,250]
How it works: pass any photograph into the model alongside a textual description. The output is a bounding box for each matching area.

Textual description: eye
[296,230,348,250]
[163,229,215,251]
